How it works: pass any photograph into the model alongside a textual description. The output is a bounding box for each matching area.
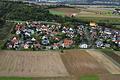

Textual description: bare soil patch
[60,49,108,76]
[0,51,69,77]
[86,50,120,74]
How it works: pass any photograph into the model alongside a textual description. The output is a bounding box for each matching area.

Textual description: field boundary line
[114,51,120,56]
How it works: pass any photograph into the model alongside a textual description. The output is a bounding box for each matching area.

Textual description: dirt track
[86,50,120,74]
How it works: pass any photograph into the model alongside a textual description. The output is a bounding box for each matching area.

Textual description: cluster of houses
[5,22,76,50]
[5,21,120,50]
[89,22,120,49]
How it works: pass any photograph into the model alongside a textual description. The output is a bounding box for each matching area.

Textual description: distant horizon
[27,0,120,2]
[26,0,120,5]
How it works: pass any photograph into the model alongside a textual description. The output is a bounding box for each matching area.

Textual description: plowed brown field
[99,74,120,80]
[0,50,120,80]
[0,51,69,77]
[60,49,109,76]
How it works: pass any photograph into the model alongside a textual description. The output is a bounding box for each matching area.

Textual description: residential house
[90,21,97,29]
[95,40,103,48]
[62,39,73,48]
[42,36,50,45]
[33,42,41,49]
[11,36,19,44]
[79,44,88,48]
[16,30,21,35]
[52,43,59,49]
[24,43,29,49]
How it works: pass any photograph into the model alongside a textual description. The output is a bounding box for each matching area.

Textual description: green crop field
[49,10,65,16]
[80,75,99,80]
[78,16,120,24]
[0,77,32,80]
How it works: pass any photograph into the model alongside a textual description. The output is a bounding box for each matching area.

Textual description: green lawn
[0,77,32,80]
[80,75,99,80]
[49,10,65,16]
[78,16,120,24]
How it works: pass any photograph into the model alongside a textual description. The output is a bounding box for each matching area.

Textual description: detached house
[11,37,19,44]
[42,36,50,45]
[24,43,29,49]
[62,39,73,48]
[52,43,59,49]
[79,44,88,48]
[33,42,41,50]
[15,24,21,31]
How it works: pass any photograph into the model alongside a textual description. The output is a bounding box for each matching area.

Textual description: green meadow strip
[80,75,99,80]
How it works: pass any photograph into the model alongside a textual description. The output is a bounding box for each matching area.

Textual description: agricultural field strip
[86,50,120,74]
[78,15,120,18]
[50,7,120,18]
[114,51,120,56]
[0,51,69,77]
[32,76,76,80]
[101,51,120,68]
[98,74,120,80]
[61,50,108,76]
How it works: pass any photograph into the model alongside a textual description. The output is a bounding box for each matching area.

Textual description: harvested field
[60,49,108,76]
[0,49,120,80]
[87,50,120,74]
[0,51,69,77]
[99,74,120,80]
[114,51,120,56]
[101,50,120,64]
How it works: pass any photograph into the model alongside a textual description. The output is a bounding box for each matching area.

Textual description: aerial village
[4,21,120,50]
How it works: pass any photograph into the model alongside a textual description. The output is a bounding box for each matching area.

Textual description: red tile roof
[64,39,73,46]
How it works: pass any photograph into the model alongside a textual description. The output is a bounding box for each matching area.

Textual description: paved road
[83,25,93,46]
